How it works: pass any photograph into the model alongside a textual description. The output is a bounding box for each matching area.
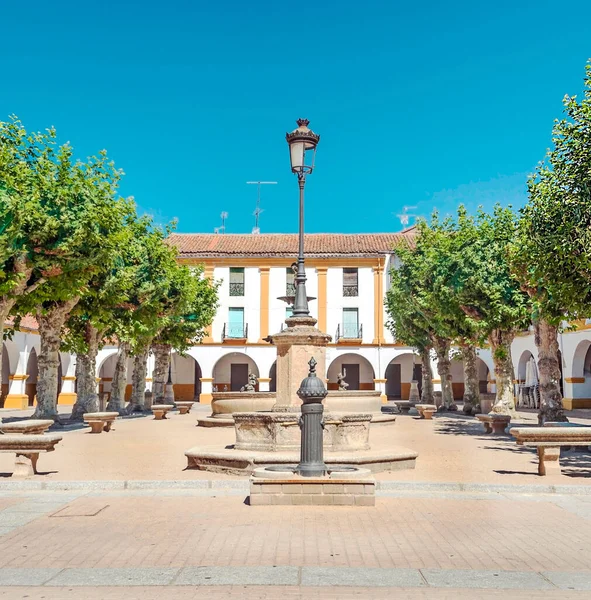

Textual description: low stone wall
[211,392,276,418]
[210,390,382,418]
[250,478,375,506]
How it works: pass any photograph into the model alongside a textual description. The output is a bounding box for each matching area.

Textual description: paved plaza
[0,487,590,598]
[0,405,590,597]
[1,403,590,486]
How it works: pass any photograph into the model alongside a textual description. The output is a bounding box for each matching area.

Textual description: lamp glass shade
[289,140,306,172]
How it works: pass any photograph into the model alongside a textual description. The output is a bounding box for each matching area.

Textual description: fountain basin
[197,390,395,426]
[234,411,372,452]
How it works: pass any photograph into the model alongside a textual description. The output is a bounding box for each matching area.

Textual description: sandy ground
[0,403,590,484]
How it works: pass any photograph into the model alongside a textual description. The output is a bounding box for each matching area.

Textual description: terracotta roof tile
[4,315,38,332]
[170,228,416,259]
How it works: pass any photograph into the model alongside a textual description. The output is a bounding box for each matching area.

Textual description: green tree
[387,221,480,410]
[65,210,145,420]
[6,120,133,420]
[511,63,591,423]
[446,206,531,414]
[0,118,72,340]
[385,265,435,404]
[151,264,218,405]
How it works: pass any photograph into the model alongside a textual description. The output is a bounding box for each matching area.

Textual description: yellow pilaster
[259,267,270,342]
[372,259,385,344]
[203,266,215,343]
[317,267,328,334]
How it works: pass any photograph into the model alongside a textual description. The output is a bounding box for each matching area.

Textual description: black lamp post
[296,357,328,477]
[285,119,320,318]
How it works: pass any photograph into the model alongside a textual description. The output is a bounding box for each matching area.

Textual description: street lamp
[286,119,320,318]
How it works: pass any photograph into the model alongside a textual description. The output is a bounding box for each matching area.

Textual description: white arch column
[145,352,155,392]
[563,335,591,410]
[58,353,77,405]
[5,337,30,410]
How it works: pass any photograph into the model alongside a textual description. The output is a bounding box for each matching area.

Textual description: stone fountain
[185,118,416,478]
[185,313,416,474]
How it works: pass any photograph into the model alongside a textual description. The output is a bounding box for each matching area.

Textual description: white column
[6,343,30,409]
[58,354,77,405]
[145,352,155,391]
[430,355,442,392]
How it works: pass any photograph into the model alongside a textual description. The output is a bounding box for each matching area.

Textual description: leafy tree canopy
[511,62,591,325]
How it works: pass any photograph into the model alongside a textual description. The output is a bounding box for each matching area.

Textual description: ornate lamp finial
[308,357,317,376]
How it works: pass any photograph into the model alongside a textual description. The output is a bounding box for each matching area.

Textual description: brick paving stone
[420,568,552,589]
[0,494,588,574]
[543,571,591,590]
[0,586,589,599]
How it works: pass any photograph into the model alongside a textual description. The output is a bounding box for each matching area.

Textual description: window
[229,268,245,296]
[285,306,293,319]
[226,307,245,338]
[343,268,358,297]
[342,308,359,338]
[286,267,296,296]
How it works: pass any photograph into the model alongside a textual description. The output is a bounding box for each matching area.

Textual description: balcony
[286,282,296,296]
[343,284,358,297]
[336,323,363,343]
[222,322,248,343]
[229,282,245,296]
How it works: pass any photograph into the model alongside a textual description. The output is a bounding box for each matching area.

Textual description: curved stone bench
[415,404,437,420]
[0,420,53,435]
[512,426,591,476]
[0,434,62,477]
[475,414,511,434]
[152,404,174,420]
[393,401,415,415]
[83,412,119,434]
[175,401,194,415]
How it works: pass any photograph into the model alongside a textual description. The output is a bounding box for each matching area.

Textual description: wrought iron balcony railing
[336,323,363,341]
[222,322,248,340]
[229,282,245,296]
[286,282,296,296]
[342,284,358,297]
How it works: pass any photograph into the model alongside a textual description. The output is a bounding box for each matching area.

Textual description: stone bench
[475,414,511,434]
[83,412,119,434]
[0,420,53,435]
[175,401,194,415]
[152,404,174,420]
[415,404,437,419]
[0,434,62,477]
[393,401,415,415]
[512,426,591,475]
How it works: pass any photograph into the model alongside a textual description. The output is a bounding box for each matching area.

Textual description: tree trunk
[433,337,456,410]
[419,347,434,404]
[535,319,567,424]
[462,344,480,414]
[33,298,80,421]
[70,324,102,420]
[488,328,516,415]
[151,343,171,404]
[127,348,149,413]
[106,342,129,413]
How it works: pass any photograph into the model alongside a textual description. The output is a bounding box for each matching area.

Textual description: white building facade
[2,232,591,411]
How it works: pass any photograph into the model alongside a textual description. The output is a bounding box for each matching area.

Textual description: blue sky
[2,1,590,233]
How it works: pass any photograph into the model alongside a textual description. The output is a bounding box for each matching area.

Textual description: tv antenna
[395,205,418,228]
[247,181,276,234]
[214,211,228,234]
